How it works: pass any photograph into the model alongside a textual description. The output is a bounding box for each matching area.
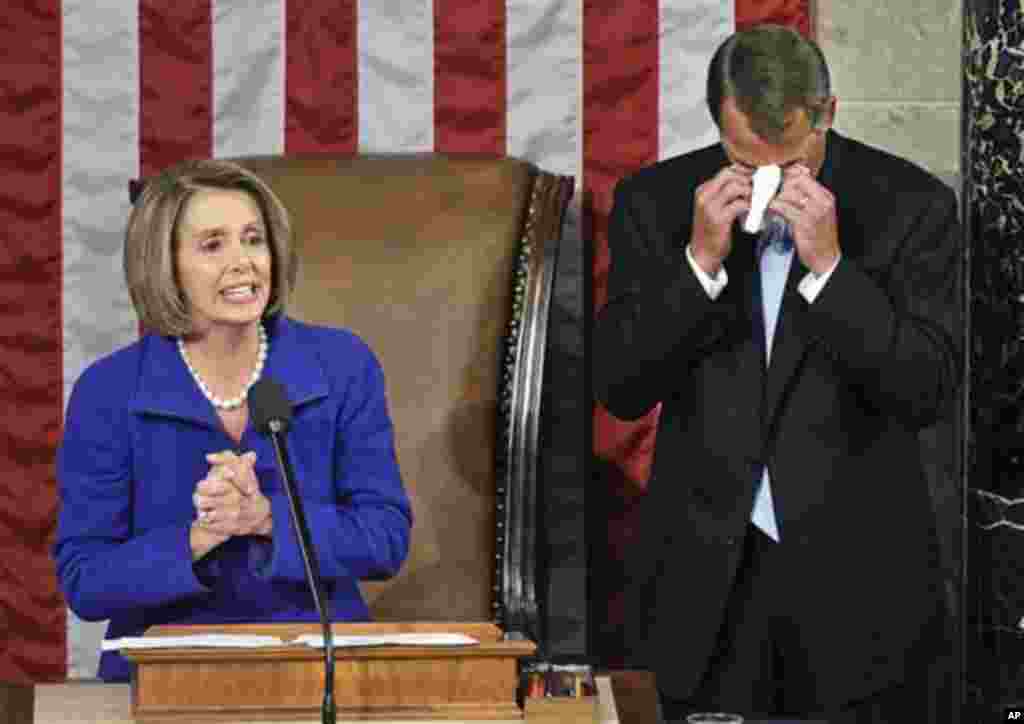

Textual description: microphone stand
[266,418,336,724]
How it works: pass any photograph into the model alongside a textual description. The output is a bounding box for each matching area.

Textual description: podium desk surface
[34,682,524,724]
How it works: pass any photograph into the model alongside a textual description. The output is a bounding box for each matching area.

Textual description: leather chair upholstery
[136,155,573,641]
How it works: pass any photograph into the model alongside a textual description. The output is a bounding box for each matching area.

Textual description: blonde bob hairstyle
[124,159,298,337]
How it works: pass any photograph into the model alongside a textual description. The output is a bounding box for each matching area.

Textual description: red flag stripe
[584,0,662,493]
[737,0,812,36]
[284,2,358,154]
[0,0,66,682]
[584,0,661,666]
[584,1,660,317]
[139,2,213,176]
[433,0,506,155]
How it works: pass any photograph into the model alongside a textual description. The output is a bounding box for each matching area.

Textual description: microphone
[249,378,336,724]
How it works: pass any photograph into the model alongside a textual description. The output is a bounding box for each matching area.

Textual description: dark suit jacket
[594,130,960,706]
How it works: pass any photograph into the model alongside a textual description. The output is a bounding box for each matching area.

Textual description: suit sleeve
[803,184,962,427]
[594,177,734,420]
[53,366,212,622]
[259,343,412,584]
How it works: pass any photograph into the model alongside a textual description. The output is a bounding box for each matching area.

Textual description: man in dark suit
[594,24,959,723]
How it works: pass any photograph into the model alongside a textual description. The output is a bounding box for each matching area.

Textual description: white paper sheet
[102,634,286,651]
[102,632,480,651]
[293,633,479,649]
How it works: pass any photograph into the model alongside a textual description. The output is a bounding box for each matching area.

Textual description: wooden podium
[122,622,535,723]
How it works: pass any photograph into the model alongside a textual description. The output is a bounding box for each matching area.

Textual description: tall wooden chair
[213,155,571,644]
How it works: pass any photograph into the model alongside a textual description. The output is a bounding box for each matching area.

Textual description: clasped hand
[690,163,840,276]
[193,450,272,539]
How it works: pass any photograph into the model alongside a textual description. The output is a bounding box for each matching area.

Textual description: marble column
[965,0,1024,717]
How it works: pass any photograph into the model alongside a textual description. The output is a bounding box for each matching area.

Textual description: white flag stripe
[506,0,584,406]
[658,1,733,160]
[505,0,582,178]
[357,0,435,152]
[61,0,140,408]
[62,0,141,679]
[213,0,286,158]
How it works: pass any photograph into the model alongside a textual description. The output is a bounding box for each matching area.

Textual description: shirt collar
[757,225,794,256]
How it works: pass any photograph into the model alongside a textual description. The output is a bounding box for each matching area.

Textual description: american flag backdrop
[1,0,809,680]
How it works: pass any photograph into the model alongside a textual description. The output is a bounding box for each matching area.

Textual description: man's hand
[690,164,752,276]
[193,450,273,538]
[770,165,840,275]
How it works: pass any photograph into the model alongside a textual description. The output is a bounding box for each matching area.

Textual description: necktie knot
[758,228,793,256]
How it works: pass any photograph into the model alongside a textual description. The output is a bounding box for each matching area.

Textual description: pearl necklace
[178,324,268,411]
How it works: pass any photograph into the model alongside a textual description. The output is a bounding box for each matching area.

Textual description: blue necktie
[751,228,793,542]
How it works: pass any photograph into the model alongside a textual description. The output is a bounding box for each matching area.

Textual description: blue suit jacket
[54,314,412,681]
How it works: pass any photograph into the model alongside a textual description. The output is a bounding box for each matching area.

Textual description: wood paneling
[124,623,534,722]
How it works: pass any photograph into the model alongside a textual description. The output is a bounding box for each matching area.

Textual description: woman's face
[174,188,272,337]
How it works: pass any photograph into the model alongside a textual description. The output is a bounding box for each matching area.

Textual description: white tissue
[743,164,782,234]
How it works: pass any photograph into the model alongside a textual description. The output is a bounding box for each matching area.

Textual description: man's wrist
[809,249,840,277]
[689,244,723,277]
[798,253,842,304]
[686,243,729,300]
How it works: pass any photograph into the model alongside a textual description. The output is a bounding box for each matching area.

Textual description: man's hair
[124,159,298,337]
[706,24,832,143]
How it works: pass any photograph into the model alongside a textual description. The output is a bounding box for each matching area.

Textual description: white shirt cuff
[686,244,728,300]
[797,254,841,304]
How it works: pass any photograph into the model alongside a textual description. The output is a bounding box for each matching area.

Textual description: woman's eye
[201,238,221,251]
[246,234,266,246]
